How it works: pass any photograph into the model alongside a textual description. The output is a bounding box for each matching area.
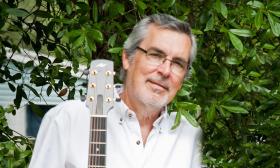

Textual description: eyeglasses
[136,46,189,76]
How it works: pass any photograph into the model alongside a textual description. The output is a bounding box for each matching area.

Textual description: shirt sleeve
[28,105,69,168]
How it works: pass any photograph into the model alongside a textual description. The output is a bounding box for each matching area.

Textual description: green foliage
[0,0,279,167]
[0,105,32,167]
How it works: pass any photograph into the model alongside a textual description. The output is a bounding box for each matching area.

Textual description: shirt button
[128,113,133,118]
[136,140,141,145]
[119,118,123,125]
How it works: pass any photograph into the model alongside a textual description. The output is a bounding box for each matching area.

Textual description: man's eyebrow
[148,47,167,55]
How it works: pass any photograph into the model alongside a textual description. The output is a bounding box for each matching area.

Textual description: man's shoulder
[44,100,88,119]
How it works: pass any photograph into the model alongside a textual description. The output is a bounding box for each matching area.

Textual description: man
[29,13,201,168]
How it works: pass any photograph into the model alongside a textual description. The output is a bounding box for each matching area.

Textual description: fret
[90,129,107,131]
[88,166,106,168]
[88,154,106,156]
[90,142,106,144]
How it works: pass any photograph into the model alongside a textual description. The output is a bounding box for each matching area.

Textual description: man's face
[122,24,192,111]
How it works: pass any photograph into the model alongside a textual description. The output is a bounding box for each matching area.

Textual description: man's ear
[122,49,130,70]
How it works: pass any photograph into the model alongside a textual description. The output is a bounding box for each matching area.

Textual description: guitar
[85,60,114,168]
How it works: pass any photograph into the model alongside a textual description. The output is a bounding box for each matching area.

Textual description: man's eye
[173,61,185,68]
[148,52,164,58]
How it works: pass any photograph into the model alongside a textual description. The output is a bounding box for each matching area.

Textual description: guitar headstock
[86,59,114,116]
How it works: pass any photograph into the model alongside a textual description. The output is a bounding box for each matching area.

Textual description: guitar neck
[88,116,107,168]
[86,59,114,168]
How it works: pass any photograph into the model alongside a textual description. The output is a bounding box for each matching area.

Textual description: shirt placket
[125,110,146,168]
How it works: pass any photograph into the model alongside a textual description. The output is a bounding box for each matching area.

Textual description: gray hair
[121,13,197,80]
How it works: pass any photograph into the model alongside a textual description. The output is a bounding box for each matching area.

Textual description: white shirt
[29,87,201,168]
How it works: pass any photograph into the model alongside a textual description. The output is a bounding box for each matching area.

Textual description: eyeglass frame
[136,46,190,76]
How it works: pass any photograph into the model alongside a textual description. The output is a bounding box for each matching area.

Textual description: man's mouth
[148,79,169,91]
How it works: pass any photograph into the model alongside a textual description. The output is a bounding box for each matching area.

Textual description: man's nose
[157,59,172,77]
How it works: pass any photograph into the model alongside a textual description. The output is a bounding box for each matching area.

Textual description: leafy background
[0,0,279,167]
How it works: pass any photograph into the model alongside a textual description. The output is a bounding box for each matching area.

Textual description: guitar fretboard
[88,116,107,168]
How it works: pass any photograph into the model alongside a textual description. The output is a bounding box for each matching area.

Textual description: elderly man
[29,13,201,168]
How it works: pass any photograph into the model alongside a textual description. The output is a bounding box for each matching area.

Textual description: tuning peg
[91,70,98,75]
[105,84,112,89]
[105,71,111,76]
[89,96,94,101]
[89,83,96,88]
[106,97,112,103]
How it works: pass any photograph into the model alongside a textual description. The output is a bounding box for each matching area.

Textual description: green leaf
[22,32,31,45]
[171,111,181,130]
[8,82,16,92]
[263,43,275,49]
[88,29,103,43]
[206,104,216,123]
[86,31,97,52]
[11,73,22,80]
[225,56,240,65]
[66,30,83,42]
[267,13,280,37]
[66,2,72,15]
[220,105,249,114]
[34,10,52,18]
[248,71,261,78]
[247,1,264,9]
[181,110,199,127]
[47,85,52,96]
[72,34,85,49]
[108,34,117,47]
[204,16,214,31]
[93,2,98,22]
[255,11,263,30]
[14,85,23,108]
[191,29,203,35]
[24,84,40,97]
[229,29,254,37]
[269,10,280,17]
[220,1,228,18]
[116,3,125,15]
[220,66,230,81]
[214,0,227,18]
[161,0,176,8]
[5,8,29,17]
[136,0,147,10]
[177,102,199,111]
[228,32,243,52]
[108,47,122,54]
[68,88,75,99]
[25,60,34,68]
